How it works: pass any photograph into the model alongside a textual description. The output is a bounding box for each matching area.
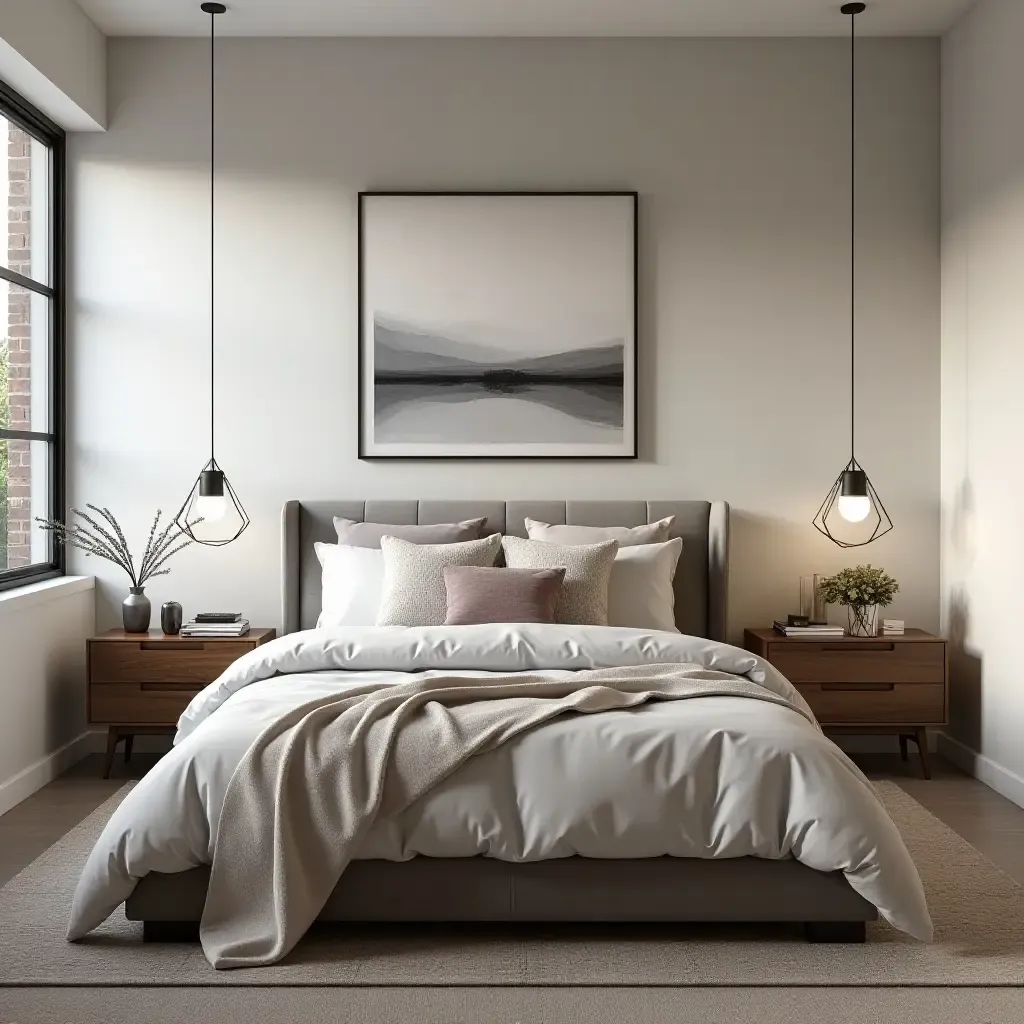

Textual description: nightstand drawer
[91,683,202,724]
[769,642,945,685]
[89,641,253,684]
[797,682,945,725]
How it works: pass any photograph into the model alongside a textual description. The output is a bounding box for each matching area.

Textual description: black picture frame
[357,190,639,461]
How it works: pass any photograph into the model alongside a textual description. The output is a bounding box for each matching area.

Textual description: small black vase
[161,601,183,636]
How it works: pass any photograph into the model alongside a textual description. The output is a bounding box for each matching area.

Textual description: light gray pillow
[334,516,486,549]
[501,536,618,626]
[377,533,503,626]
[524,516,675,547]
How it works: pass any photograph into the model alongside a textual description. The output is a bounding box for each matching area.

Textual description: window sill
[0,575,94,613]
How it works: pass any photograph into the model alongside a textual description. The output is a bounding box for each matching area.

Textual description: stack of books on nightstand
[881,618,905,636]
[180,613,250,637]
[773,620,845,638]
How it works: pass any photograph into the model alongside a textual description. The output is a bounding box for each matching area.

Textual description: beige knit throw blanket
[200,663,813,969]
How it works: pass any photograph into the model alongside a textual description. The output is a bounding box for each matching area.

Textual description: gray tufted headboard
[282,500,729,641]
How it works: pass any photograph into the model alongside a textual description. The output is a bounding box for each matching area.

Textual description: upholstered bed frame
[126,499,876,943]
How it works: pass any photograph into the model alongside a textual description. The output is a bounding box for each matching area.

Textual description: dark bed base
[142,919,866,944]
[128,855,876,945]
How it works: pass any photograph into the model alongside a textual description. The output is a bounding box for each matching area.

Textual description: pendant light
[175,2,249,546]
[812,2,892,548]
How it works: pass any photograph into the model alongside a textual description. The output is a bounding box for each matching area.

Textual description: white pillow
[377,533,503,627]
[314,542,385,628]
[524,516,675,547]
[607,538,683,632]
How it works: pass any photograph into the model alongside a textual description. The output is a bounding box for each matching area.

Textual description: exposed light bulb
[837,494,872,523]
[194,494,227,522]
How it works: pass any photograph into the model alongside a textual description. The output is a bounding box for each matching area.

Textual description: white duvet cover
[67,624,932,942]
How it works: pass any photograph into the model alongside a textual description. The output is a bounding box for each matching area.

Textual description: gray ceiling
[74,0,974,38]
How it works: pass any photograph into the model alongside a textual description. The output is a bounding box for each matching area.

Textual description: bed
[67,499,931,967]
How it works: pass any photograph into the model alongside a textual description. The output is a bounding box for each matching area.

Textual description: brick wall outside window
[6,125,32,568]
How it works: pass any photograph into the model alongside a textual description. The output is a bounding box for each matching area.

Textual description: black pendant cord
[209,6,216,463]
[849,5,857,464]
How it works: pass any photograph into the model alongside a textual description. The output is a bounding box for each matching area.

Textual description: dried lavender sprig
[72,509,137,585]
[137,510,162,584]
[139,515,182,584]
[139,521,198,584]
[139,519,177,582]
[36,520,135,581]
[144,538,194,579]
[71,506,130,564]
[93,506,136,585]
[63,516,135,579]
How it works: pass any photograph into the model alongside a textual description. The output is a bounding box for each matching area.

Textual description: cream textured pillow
[524,516,675,547]
[377,533,503,627]
[607,538,683,632]
[501,536,618,626]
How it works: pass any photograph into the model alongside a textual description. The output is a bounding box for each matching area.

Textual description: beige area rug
[6,987,1024,1024]
[1,781,1023,988]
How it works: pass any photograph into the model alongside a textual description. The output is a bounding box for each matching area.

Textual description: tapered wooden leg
[804,921,866,943]
[124,733,134,763]
[914,727,932,780]
[899,734,909,762]
[103,728,119,779]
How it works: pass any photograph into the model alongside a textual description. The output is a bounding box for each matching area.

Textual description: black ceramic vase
[161,601,183,635]
[122,587,152,633]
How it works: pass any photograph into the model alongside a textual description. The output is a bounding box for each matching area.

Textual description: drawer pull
[821,643,895,653]
[139,641,204,652]
[821,683,895,692]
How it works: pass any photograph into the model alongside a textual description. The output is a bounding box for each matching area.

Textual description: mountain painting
[358,192,637,458]
[374,318,625,445]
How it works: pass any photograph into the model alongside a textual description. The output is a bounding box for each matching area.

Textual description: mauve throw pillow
[444,566,566,626]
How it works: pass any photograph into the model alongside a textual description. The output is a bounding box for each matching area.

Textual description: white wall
[0,578,95,815]
[939,0,1024,802]
[0,0,106,130]
[68,38,940,641]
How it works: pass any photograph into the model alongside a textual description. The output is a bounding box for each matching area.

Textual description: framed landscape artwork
[358,191,638,459]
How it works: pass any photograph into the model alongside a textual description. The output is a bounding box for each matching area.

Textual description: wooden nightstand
[87,628,276,777]
[743,628,948,779]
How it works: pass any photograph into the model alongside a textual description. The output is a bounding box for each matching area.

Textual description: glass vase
[799,575,828,624]
[847,603,878,638]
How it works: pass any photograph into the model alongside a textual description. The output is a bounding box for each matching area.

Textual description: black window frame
[0,78,66,592]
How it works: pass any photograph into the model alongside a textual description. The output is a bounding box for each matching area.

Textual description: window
[0,80,64,590]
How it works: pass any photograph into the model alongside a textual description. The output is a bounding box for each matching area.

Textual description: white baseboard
[938,732,1024,809]
[0,732,98,817]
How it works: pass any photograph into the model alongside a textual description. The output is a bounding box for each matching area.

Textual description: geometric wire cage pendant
[812,1,892,549]
[175,457,250,547]
[813,457,893,548]
[174,2,248,547]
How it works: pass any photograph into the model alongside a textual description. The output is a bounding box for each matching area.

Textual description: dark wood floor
[3,751,1024,890]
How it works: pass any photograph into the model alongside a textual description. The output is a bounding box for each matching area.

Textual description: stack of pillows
[315,515,683,632]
